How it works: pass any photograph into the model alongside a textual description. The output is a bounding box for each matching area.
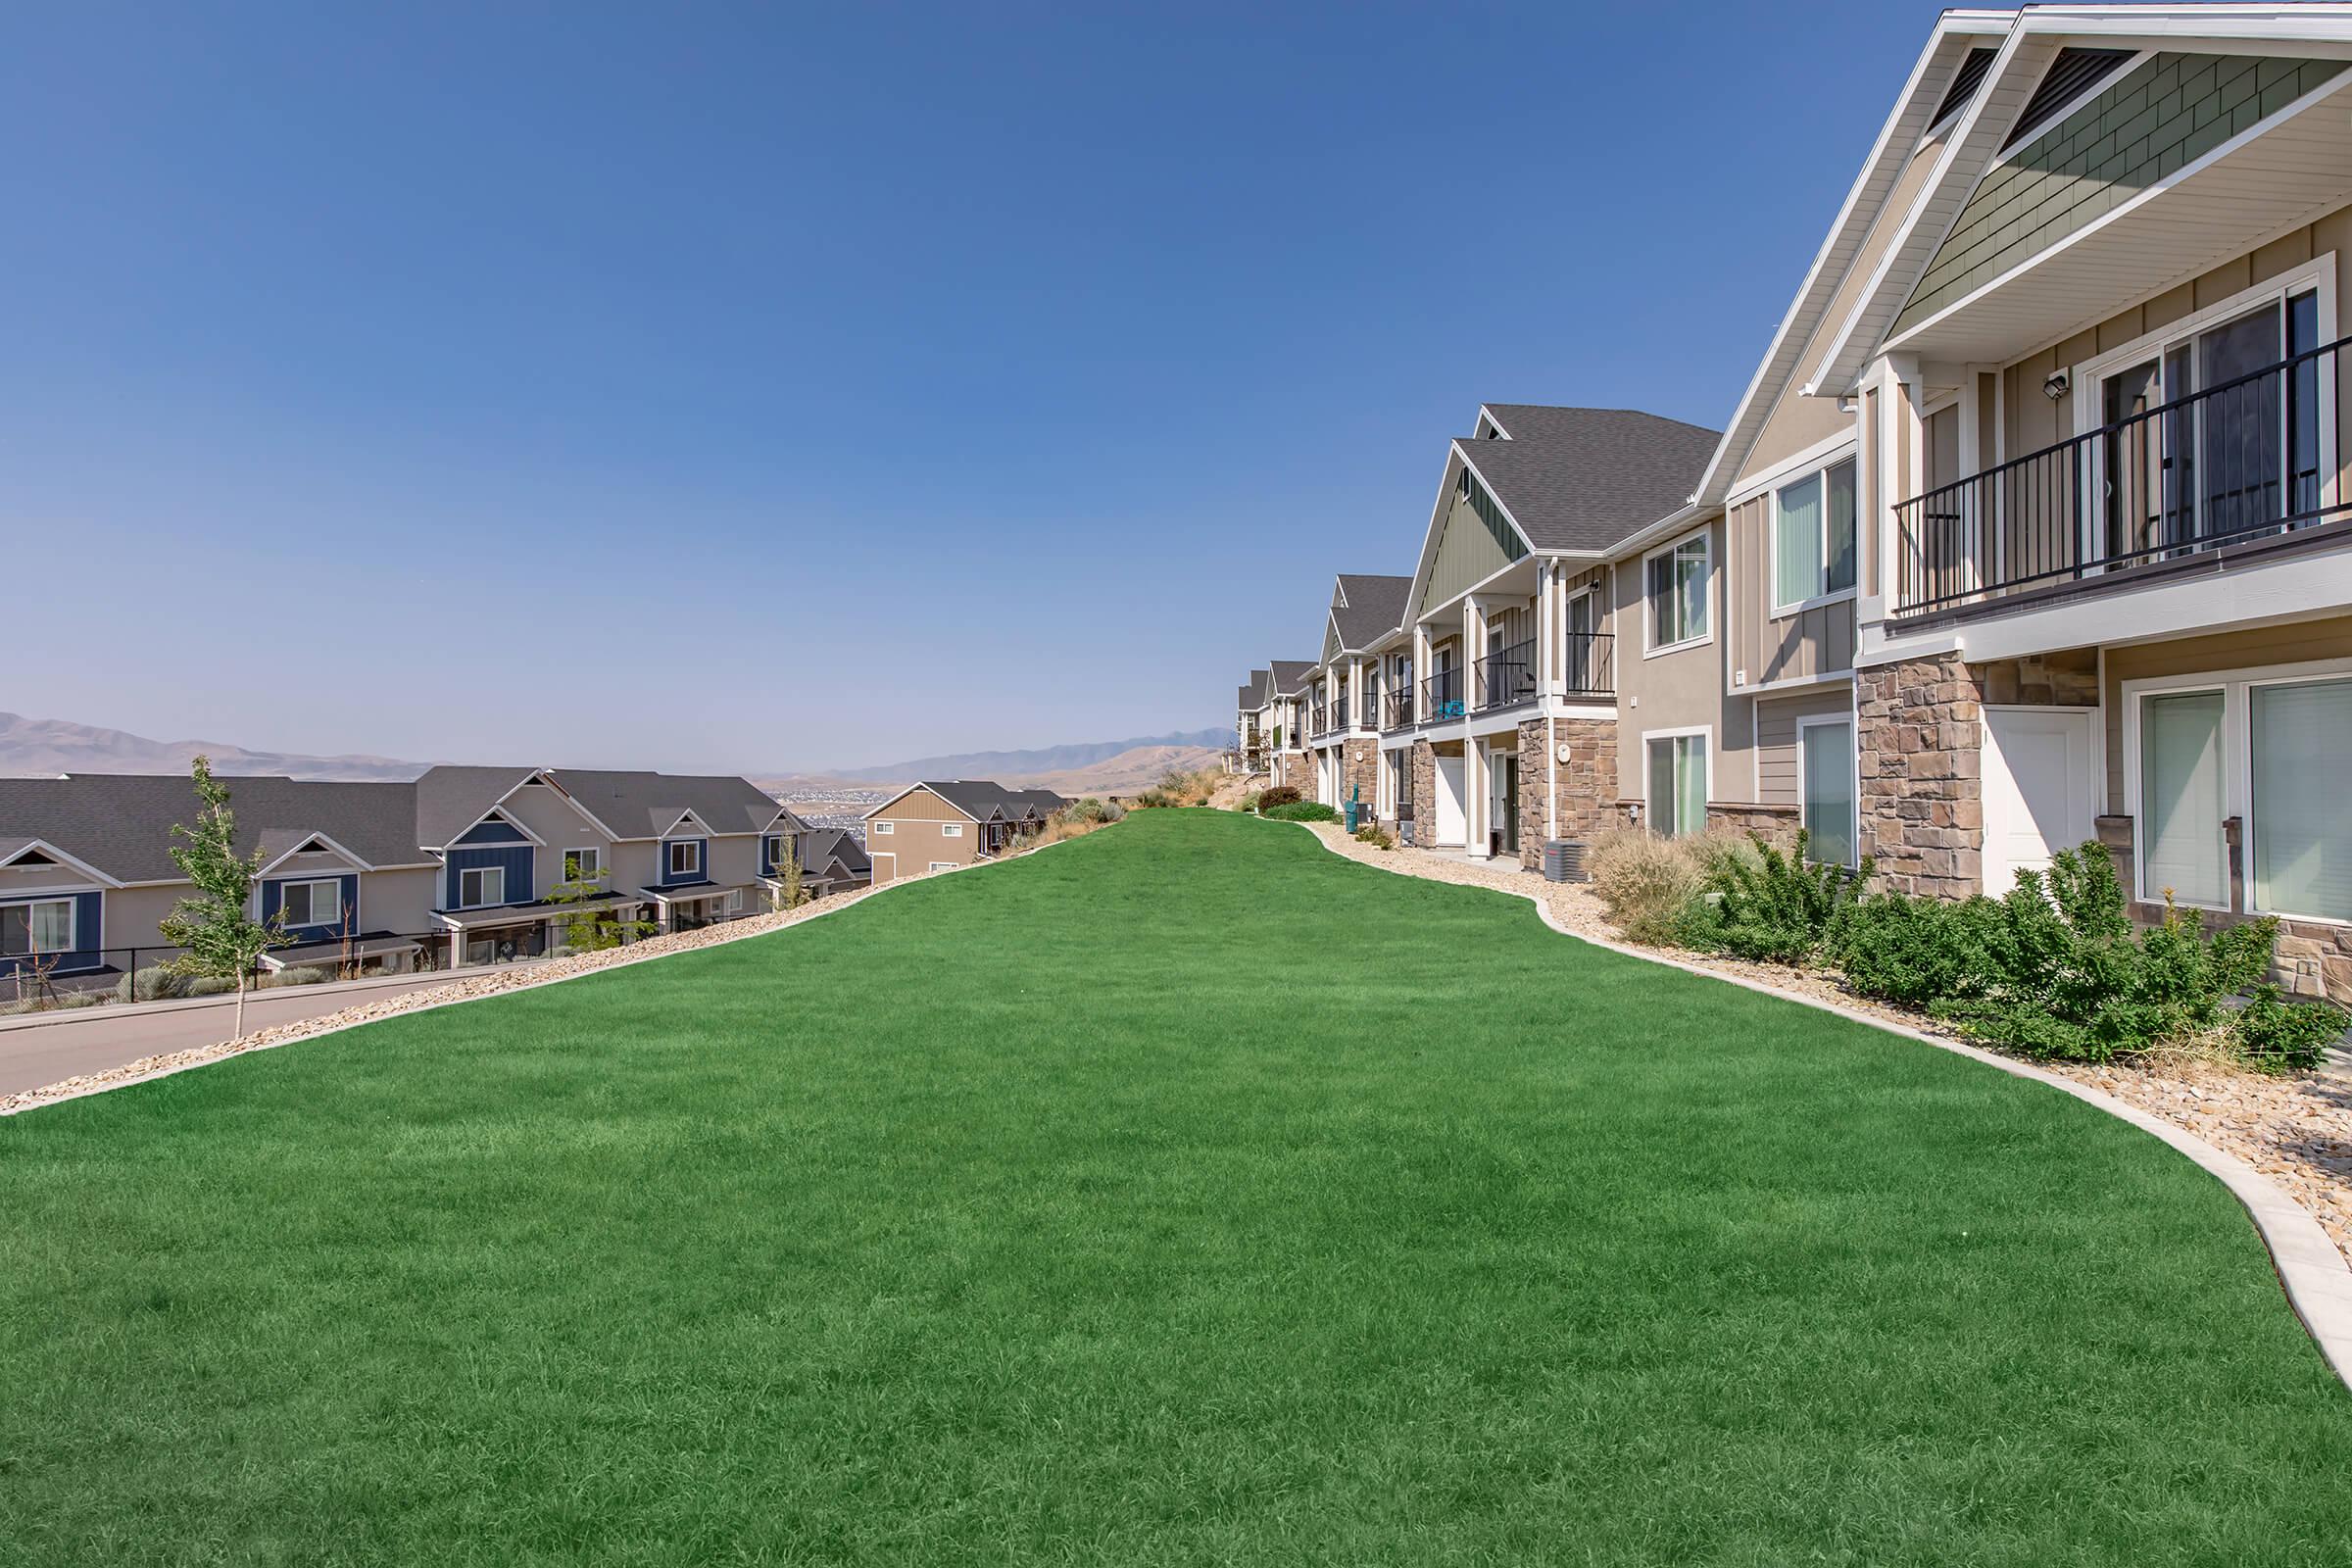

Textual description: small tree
[159,757,287,1041]
[768,839,806,912]
[549,855,656,953]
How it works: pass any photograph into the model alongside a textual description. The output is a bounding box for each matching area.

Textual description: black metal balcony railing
[1422,667,1464,721]
[1308,703,1331,738]
[1384,687,1414,730]
[1894,335,2349,616]
[1356,686,1378,729]
[1561,631,1615,697]
[1473,639,1537,711]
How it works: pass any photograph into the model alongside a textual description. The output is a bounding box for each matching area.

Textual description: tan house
[863,781,1069,886]
[1306,574,1411,818]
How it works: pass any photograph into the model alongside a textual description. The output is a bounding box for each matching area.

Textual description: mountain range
[0,712,1229,797]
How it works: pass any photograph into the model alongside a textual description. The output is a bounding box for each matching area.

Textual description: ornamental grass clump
[1353,822,1396,851]
[1588,828,1716,947]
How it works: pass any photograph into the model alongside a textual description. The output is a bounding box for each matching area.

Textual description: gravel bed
[1301,819,2352,1264]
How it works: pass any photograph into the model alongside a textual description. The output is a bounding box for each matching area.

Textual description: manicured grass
[3,809,2348,1565]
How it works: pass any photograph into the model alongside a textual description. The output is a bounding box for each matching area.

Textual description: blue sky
[7,1,1951,773]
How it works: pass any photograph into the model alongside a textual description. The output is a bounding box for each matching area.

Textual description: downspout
[1544,562,1559,846]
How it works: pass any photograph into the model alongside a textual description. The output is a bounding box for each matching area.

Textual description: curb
[1280,816,2352,1394]
[1,838,1081,1120]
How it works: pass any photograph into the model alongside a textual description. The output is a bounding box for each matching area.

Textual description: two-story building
[1306,574,1411,816]
[863,781,1069,886]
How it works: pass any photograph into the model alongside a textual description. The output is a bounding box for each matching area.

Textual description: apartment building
[863,781,1069,886]
[0,766,809,981]
[1242,3,2352,985]
[1305,574,1411,815]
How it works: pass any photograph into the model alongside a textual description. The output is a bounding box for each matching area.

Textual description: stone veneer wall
[1514,718,1619,869]
[1341,738,1378,817]
[1407,741,1436,848]
[1859,649,2097,901]
[1705,802,1801,847]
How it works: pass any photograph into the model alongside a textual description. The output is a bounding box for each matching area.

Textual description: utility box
[1344,802,1363,832]
[1542,840,1589,883]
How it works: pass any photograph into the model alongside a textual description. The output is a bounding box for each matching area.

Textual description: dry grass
[1587,827,1757,945]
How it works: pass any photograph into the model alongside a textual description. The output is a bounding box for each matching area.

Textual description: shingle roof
[414,765,789,846]
[0,774,428,884]
[799,828,870,878]
[904,781,1067,823]
[1462,407,1721,552]
[1267,661,1317,696]
[1332,574,1412,649]
[1238,668,1269,710]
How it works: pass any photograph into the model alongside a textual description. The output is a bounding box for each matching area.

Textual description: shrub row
[1589,828,2347,1074]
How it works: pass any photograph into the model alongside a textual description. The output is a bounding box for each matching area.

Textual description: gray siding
[1896,52,2348,332]
[1727,491,1857,691]
[1417,475,1526,620]
[1754,688,1853,807]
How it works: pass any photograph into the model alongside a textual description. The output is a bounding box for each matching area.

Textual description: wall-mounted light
[2043,368,2071,401]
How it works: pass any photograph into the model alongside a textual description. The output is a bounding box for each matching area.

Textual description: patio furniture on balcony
[1422,667,1464,721]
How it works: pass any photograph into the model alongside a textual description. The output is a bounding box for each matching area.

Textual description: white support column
[1413,622,1431,722]
[1464,595,1487,857]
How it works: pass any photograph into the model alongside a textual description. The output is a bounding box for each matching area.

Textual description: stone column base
[1514,716,1621,869]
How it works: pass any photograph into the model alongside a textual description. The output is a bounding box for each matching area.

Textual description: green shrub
[1239,792,1260,813]
[1063,797,1112,825]
[1131,789,1175,809]
[1262,802,1340,822]
[2231,986,2349,1072]
[1256,785,1301,809]
[270,966,330,987]
[1687,830,1871,964]
[1831,894,2001,1009]
[118,965,190,1004]
[184,976,238,998]
[1353,822,1396,850]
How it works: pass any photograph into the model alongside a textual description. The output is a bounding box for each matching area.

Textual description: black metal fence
[1384,687,1414,730]
[1473,638,1538,711]
[1563,631,1615,698]
[1894,334,2349,616]
[1422,667,1464,721]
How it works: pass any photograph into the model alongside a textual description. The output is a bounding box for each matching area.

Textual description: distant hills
[0,711,424,783]
[0,711,1229,799]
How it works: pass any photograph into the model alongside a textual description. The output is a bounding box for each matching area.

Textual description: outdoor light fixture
[2043,368,2071,400]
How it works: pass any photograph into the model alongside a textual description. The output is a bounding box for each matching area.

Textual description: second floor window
[563,848,601,881]
[1645,533,1710,652]
[459,866,505,908]
[941,822,963,838]
[1773,458,1857,611]
[667,841,703,878]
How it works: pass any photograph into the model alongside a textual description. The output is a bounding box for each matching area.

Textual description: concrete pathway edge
[1,842,1075,1120]
[1287,819,2352,1394]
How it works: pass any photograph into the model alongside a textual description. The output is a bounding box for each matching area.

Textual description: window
[941,822,963,838]
[666,841,702,878]
[1644,533,1709,653]
[762,834,785,869]
[929,861,956,873]
[1798,719,1856,867]
[278,878,342,928]
[562,847,601,881]
[2250,677,2352,921]
[1644,734,1708,838]
[1,898,74,956]
[459,866,506,909]
[872,820,895,836]
[1772,459,1857,611]
[2138,690,2229,909]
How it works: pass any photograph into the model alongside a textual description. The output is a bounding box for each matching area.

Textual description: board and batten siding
[444,845,533,910]
[1726,490,1857,691]
[866,787,981,886]
[1753,689,1854,807]
[1416,470,1527,621]
[1896,52,2350,334]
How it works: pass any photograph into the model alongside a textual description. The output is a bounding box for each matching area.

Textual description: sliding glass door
[2250,677,2352,922]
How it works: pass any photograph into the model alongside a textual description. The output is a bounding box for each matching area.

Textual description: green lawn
[3,809,2348,1565]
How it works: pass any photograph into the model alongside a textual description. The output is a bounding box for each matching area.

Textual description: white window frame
[724,889,742,915]
[459,866,506,909]
[1768,457,1860,617]
[0,897,76,956]
[2122,653,2352,924]
[562,846,602,882]
[278,877,344,928]
[1641,528,1712,659]
[872,820,895,836]
[762,833,785,869]
[1640,725,1713,837]
[666,840,703,879]
[1793,712,1859,868]
[941,821,963,838]
[929,861,956,873]
[2071,256,2338,551]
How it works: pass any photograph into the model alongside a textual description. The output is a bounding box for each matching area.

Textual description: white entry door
[1434,755,1468,847]
[1983,708,2098,897]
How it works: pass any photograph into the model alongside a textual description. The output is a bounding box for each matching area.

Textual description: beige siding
[1417,484,1523,620]
[2100,614,2352,814]
[1754,688,1854,807]
[1606,516,1754,802]
[867,787,980,886]
[1726,490,1858,693]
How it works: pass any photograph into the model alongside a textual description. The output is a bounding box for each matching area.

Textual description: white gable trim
[860,784,982,825]
[0,839,123,889]
[256,832,374,877]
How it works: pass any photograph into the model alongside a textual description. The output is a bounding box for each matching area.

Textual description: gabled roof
[1267,661,1317,697]
[798,828,871,878]
[867,780,1068,823]
[0,774,428,885]
[415,765,786,846]
[1331,574,1412,651]
[1238,668,1270,710]
[1459,407,1720,553]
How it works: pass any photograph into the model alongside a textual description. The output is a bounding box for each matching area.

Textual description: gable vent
[9,849,56,866]
[2003,48,2134,150]
[1932,48,1997,127]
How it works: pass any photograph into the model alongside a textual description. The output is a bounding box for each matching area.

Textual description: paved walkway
[0,972,492,1097]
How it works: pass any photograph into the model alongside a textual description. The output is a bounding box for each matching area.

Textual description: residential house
[0,765,810,984]
[1236,668,1271,773]
[789,829,873,900]
[863,781,1070,886]
[1263,661,1318,794]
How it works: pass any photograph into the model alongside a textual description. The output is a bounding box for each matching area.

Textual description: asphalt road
[0,972,468,1099]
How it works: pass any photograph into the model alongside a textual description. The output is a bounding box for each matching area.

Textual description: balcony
[1422,667,1464,722]
[1892,335,2349,620]
[1384,687,1414,731]
[1562,632,1614,698]
[1307,703,1332,739]
[1472,639,1536,712]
